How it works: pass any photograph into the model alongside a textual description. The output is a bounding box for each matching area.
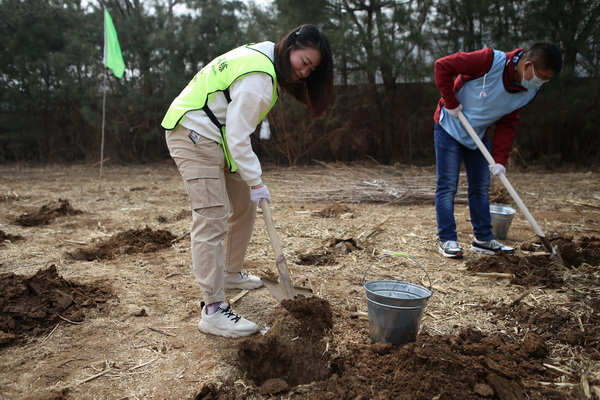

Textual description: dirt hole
[237,297,333,390]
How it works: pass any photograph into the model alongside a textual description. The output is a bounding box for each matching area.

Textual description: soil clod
[0,265,113,345]
[68,227,176,261]
[14,199,82,226]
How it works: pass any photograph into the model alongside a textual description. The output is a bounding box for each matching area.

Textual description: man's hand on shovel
[489,163,506,176]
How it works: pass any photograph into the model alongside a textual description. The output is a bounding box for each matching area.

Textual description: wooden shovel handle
[260,199,283,257]
[259,198,295,298]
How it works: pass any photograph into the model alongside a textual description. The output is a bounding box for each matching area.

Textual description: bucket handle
[361,253,433,291]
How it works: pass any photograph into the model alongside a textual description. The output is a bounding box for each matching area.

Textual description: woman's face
[289,47,321,81]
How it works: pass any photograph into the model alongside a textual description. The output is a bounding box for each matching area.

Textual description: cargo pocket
[182,166,226,214]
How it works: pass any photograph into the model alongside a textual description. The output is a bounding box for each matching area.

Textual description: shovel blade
[539,235,565,266]
[262,277,313,302]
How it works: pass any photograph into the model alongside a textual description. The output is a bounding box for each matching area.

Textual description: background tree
[519,0,600,167]
[311,0,435,164]
[0,0,97,161]
[0,0,598,167]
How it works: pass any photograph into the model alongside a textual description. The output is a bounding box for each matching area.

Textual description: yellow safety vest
[161,44,279,172]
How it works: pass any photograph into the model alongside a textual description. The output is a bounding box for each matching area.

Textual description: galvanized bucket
[361,253,433,345]
[490,203,517,240]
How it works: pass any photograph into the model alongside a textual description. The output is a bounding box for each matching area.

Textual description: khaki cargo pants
[165,125,256,305]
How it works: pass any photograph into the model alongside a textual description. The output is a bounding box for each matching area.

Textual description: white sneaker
[472,238,514,255]
[223,272,263,290]
[198,303,259,338]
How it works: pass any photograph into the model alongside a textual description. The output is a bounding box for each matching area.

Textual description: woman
[161,24,334,338]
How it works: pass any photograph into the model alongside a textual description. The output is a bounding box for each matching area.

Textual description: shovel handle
[260,199,283,256]
[457,111,546,238]
[259,198,295,298]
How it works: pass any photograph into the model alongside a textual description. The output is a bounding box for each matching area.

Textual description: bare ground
[0,162,599,400]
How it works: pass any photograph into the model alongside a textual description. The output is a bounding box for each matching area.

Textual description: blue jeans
[434,123,494,242]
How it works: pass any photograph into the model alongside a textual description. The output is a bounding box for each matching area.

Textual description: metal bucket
[490,203,517,240]
[361,253,433,345]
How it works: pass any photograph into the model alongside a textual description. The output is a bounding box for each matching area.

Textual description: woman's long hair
[274,24,334,117]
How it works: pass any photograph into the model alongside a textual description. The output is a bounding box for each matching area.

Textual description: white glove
[445,104,463,118]
[250,184,271,207]
[489,163,506,176]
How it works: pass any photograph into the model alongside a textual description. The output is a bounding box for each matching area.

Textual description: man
[433,43,562,258]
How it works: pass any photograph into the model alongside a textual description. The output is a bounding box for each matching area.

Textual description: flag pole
[100,7,124,192]
[99,69,107,192]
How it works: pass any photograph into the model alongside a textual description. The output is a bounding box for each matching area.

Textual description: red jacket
[433,48,528,165]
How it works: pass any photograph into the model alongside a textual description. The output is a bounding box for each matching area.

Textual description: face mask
[521,64,546,90]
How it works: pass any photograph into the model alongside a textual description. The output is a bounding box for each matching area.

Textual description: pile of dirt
[466,236,600,288]
[156,209,189,223]
[68,227,176,261]
[466,252,564,288]
[280,296,334,338]
[0,265,114,346]
[196,235,600,399]
[310,329,569,400]
[296,251,337,266]
[197,325,578,400]
[548,236,600,267]
[296,236,365,267]
[0,229,24,244]
[201,295,587,399]
[1,165,598,399]
[13,199,82,226]
[311,204,354,218]
[483,301,600,352]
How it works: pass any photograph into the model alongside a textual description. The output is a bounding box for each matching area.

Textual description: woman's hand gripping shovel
[259,199,313,301]
[457,111,564,265]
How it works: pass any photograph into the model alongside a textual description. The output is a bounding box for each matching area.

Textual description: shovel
[259,198,313,301]
[457,111,564,265]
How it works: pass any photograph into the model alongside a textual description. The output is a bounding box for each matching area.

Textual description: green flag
[104,9,125,78]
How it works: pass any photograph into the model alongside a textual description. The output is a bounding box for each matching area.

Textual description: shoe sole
[223,282,264,290]
[438,247,463,258]
[471,245,513,255]
[471,246,495,255]
[198,320,259,338]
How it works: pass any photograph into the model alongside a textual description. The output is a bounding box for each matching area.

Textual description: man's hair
[274,24,334,117]
[525,43,563,74]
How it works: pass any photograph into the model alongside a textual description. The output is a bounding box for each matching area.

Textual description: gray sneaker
[223,272,263,290]
[439,240,463,258]
[198,303,259,338]
[471,239,514,255]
